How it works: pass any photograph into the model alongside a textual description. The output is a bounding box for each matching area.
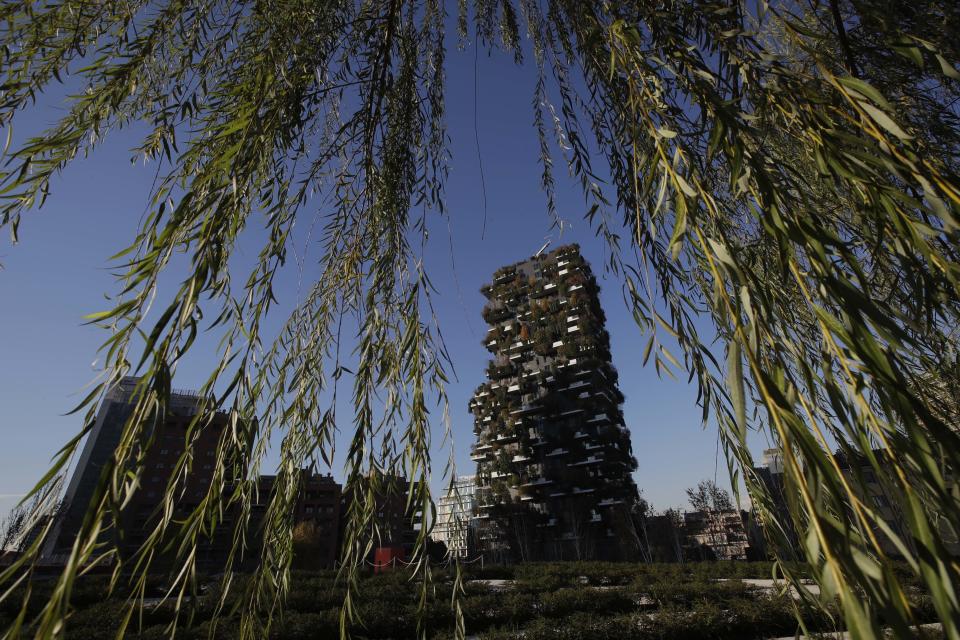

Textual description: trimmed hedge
[8,561,931,639]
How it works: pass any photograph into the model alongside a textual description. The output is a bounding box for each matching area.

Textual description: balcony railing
[520,477,553,487]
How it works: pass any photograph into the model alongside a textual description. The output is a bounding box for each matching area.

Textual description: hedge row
[3,561,933,639]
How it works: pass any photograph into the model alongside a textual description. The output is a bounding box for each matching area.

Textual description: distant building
[750,448,800,559]
[641,511,685,563]
[833,447,960,558]
[469,244,640,562]
[259,469,342,569]
[434,475,477,559]
[834,449,917,558]
[340,472,421,565]
[683,510,750,561]
[48,378,233,570]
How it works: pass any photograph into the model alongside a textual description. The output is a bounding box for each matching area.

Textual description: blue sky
[0,24,771,523]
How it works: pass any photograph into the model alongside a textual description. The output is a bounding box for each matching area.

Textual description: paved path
[470,579,514,591]
[771,623,942,639]
[717,577,821,599]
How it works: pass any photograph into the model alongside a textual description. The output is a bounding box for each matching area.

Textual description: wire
[473,27,488,239]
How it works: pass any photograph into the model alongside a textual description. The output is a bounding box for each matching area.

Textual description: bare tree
[1,476,63,554]
[0,505,27,552]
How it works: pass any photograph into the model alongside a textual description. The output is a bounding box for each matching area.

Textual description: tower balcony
[520,477,553,487]
[482,303,512,323]
[510,403,541,416]
[569,455,604,467]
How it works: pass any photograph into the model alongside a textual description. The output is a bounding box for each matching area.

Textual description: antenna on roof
[534,239,551,258]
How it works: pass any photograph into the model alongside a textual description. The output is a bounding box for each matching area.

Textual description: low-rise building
[683,509,750,561]
[340,472,422,567]
[834,449,915,558]
[258,469,342,569]
[833,447,960,558]
[750,448,801,559]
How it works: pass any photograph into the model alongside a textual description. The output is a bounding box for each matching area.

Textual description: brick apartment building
[48,378,234,571]
[257,469,342,569]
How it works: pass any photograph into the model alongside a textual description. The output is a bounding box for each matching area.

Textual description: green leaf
[936,54,960,80]
[82,309,115,322]
[859,101,912,140]
[837,76,892,110]
[727,340,746,442]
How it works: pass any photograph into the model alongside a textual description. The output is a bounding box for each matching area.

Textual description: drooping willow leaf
[0,1,958,639]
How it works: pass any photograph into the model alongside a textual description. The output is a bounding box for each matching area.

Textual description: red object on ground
[373,546,406,573]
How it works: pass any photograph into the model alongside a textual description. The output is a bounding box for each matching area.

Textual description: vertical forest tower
[469,244,639,561]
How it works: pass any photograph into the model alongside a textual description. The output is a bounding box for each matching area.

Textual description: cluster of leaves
[1,0,959,638]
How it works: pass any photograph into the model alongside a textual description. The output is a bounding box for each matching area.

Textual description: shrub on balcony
[487,362,516,380]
